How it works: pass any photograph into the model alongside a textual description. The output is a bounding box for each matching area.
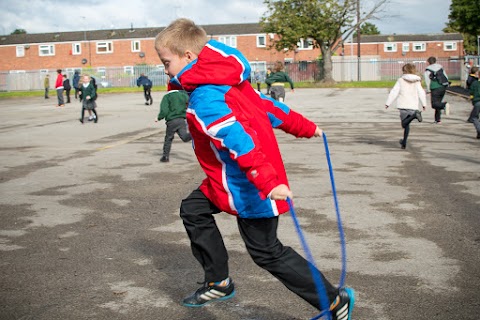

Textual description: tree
[261,0,389,83]
[446,0,480,54]
[10,29,27,35]
[353,22,381,38]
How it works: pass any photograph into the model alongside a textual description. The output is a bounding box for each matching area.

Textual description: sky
[0,0,451,36]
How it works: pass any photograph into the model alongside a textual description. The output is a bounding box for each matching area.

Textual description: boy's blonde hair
[155,18,208,56]
[402,63,417,75]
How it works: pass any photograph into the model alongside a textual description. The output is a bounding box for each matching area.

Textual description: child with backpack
[424,56,450,123]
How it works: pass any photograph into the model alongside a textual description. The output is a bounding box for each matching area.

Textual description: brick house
[0,23,464,71]
[0,23,465,89]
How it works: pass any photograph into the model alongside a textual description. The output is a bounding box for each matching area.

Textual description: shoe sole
[182,290,235,308]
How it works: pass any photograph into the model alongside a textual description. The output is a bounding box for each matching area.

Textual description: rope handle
[286,132,347,320]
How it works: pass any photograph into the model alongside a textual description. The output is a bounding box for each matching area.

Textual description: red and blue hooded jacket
[172,40,317,218]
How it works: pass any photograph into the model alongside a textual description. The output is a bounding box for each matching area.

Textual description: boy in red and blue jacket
[154,18,354,320]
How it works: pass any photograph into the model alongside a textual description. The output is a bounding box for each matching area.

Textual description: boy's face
[156,47,195,79]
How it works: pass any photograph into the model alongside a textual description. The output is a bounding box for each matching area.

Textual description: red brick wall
[0,35,464,72]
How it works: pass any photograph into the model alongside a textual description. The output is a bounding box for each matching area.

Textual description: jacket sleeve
[285,74,294,89]
[257,94,316,138]
[470,81,479,98]
[158,94,170,121]
[416,81,427,107]
[385,79,401,107]
[424,70,431,92]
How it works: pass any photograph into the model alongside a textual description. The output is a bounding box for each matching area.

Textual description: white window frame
[131,40,141,52]
[72,43,81,55]
[444,42,457,51]
[412,42,426,52]
[124,66,134,74]
[384,43,397,52]
[96,41,113,54]
[16,45,25,57]
[9,70,26,73]
[297,38,314,50]
[402,42,409,52]
[218,36,237,48]
[284,58,294,64]
[256,35,266,48]
[40,69,49,74]
[39,44,55,56]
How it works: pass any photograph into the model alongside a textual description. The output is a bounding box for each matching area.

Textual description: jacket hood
[426,63,442,72]
[401,74,421,82]
[172,40,251,92]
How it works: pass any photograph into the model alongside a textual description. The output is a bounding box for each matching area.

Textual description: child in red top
[154,18,354,320]
[55,69,64,107]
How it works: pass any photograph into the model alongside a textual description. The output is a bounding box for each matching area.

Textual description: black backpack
[427,68,449,87]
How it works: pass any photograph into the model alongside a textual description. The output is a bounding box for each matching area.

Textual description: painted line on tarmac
[96,129,162,151]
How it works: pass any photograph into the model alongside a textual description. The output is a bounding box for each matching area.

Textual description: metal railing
[0,57,476,92]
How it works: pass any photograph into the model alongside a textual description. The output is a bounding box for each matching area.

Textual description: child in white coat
[385,63,427,149]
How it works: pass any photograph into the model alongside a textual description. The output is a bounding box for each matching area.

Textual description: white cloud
[0,0,451,36]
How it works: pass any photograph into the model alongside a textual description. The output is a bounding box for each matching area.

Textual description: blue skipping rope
[286,132,347,320]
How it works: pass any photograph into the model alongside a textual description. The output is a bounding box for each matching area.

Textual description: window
[444,42,457,51]
[16,46,25,57]
[72,43,81,55]
[131,40,140,52]
[297,38,314,50]
[256,35,266,47]
[384,43,397,52]
[96,41,113,53]
[39,44,55,56]
[124,66,134,75]
[218,36,236,48]
[412,42,426,52]
[299,61,308,71]
[402,43,409,52]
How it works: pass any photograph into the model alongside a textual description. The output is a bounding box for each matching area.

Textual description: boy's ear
[184,50,197,62]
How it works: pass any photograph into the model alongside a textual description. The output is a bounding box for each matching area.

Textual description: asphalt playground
[0,88,479,320]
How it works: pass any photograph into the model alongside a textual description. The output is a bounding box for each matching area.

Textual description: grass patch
[0,80,462,99]
[0,86,168,99]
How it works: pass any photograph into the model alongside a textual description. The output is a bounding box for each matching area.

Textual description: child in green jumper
[155,89,192,162]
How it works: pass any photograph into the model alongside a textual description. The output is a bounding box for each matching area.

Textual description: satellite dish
[81,58,87,64]
[139,52,145,58]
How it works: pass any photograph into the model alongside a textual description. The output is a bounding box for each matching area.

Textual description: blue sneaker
[330,287,355,320]
[182,278,235,307]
